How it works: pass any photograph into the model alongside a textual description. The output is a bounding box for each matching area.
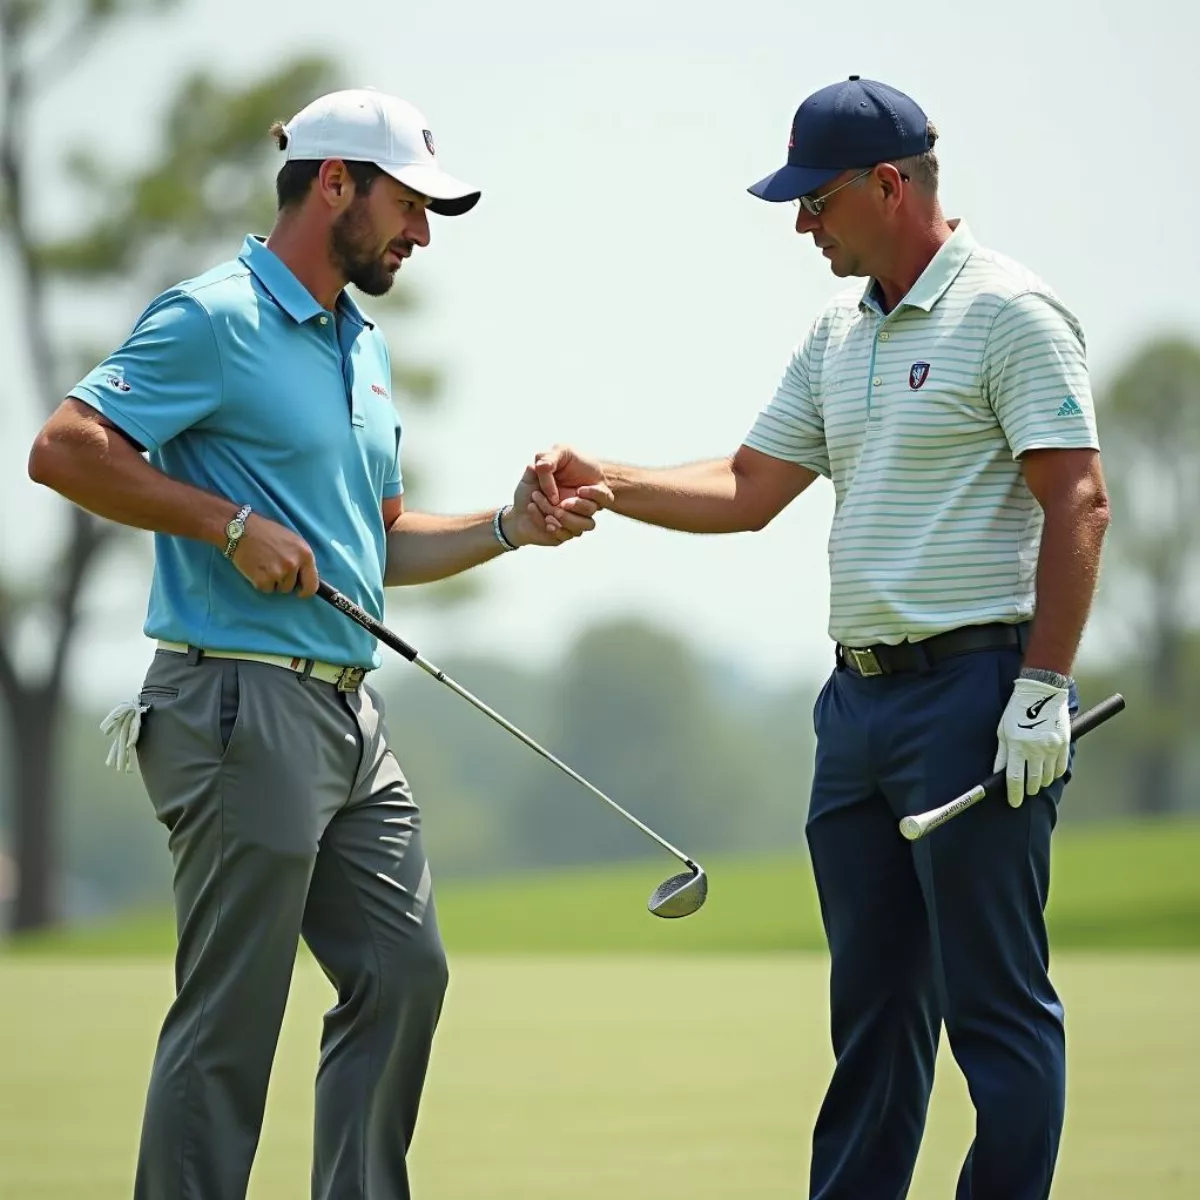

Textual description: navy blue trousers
[806,643,1077,1200]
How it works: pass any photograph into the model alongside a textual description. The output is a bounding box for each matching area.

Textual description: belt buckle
[845,647,884,677]
[336,666,366,692]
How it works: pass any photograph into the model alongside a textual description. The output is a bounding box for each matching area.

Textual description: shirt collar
[336,286,372,330]
[238,235,374,329]
[859,219,976,315]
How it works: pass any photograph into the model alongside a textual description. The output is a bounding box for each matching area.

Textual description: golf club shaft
[899,692,1126,840]
[316,580,696,869]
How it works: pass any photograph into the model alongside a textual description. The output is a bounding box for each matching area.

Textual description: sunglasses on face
[792,166,910,216]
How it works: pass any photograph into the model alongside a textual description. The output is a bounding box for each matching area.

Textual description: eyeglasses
[792,167,909,216]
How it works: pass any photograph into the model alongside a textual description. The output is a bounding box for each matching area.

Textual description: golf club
[316,580,707,918]
[899,692,1127,841]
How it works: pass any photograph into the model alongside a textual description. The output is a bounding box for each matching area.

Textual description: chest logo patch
[908,361,931,390]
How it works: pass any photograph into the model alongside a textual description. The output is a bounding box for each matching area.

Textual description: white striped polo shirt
[744,220,1100,647]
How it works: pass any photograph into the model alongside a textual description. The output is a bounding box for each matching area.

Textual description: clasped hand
[506,452,614,546]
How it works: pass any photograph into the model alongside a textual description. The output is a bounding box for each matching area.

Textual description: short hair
[891,121,940,192]
[269,121,387,209]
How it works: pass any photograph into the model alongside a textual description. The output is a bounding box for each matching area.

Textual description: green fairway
[0,953,1196,1198]
[12,817,1200,956]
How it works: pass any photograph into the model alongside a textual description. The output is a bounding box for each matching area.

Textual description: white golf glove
[994,676,1071,807]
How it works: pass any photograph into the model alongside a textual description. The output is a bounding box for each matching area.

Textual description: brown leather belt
[836,622,1030,678]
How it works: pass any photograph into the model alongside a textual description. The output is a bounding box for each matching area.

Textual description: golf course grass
[3,820,1197,1195]
[0,954,1196,1198]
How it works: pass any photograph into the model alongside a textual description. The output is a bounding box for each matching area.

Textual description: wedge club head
[648,864,708,919]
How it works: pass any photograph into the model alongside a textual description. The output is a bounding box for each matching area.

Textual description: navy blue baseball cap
[748,76,932,204]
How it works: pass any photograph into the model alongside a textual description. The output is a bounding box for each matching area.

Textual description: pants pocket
[218,661,242,755]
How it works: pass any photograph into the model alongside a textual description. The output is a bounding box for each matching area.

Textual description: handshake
[511,445,613,548]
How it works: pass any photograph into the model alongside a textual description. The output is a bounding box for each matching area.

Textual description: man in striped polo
[530,77,1110,1199]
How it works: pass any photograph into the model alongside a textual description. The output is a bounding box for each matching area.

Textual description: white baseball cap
[281,87,481,217]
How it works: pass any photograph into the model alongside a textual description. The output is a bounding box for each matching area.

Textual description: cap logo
[422,129,435,156]
[909,361,931,390]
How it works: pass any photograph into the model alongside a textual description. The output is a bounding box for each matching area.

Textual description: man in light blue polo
[530,77,1111,1199]
[28,87,604,1200]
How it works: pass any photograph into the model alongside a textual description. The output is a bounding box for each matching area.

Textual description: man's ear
[317,159,353,208]
[875,163,907,207]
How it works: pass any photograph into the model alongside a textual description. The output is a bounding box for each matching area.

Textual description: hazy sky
[3,0,1192,706]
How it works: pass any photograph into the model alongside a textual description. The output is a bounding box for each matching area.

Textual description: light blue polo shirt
[71,236,403,669]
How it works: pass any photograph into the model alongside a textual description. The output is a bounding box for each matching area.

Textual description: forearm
[29,417,235,548]
[384,509,509,586]
[603,457,765,534]
[1025,495,1111,675]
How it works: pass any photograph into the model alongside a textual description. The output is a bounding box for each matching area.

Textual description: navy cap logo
[909,361,931,390]
[422,129,435,156]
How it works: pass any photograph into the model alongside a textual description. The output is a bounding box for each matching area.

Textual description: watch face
[226,519,244,539]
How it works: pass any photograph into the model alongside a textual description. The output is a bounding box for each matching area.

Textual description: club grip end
[1072,692,1125,738]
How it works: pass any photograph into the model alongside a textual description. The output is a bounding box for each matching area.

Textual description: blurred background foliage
[2,0,1199,939]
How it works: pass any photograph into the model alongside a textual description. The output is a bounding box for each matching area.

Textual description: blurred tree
[0,1,447,932]
[504,619,805,869]
[1094,337,1200,813]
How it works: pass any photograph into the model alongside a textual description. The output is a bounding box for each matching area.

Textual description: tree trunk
[1135,614,1182,816]
[9,688,60,931]
[3,511,108,934]
[1136,750,1174,817]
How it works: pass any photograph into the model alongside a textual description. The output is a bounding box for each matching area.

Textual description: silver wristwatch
[223,504,252,559]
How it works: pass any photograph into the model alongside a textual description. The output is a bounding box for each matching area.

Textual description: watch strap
[224,504,252,559]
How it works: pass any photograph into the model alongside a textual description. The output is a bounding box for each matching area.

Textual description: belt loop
[298,658,315,683]
[1015,622,1031,654]
[911,640,932,674]
[186,645,202,666]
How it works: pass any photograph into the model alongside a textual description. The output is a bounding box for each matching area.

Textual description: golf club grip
[315,580,419,662]
[900,692,1126,840]
[977,691,1126,804]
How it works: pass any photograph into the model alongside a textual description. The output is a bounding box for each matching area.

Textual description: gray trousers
[131,648,448,1200]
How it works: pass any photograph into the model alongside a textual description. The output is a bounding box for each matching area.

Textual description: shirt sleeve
[742,322,831,477]
[69,291,222,453]
[983,290,1100,458]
